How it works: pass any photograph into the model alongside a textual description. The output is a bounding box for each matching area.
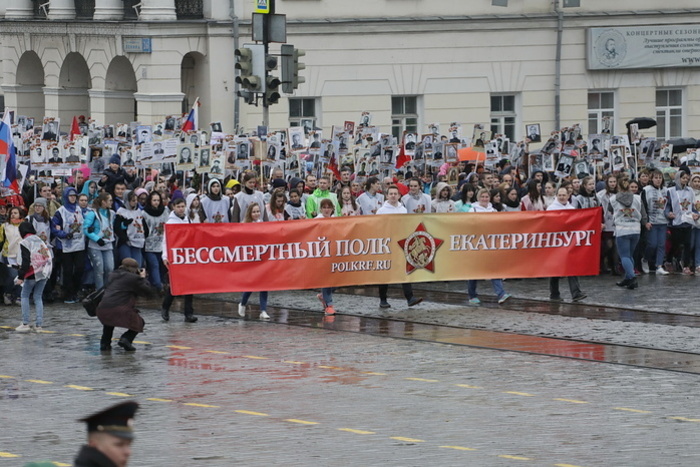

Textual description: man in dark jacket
[99,154,136,196]
[96,258,153,351]
[74,401,139,467]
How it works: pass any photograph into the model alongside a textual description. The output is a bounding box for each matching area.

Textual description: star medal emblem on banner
[398,223,443,274]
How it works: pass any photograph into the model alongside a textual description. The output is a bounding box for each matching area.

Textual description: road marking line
[0,326,14,329]
[390,437,425,443]
[440,445,477,451]
[613,407,651,414]
[361,372,386,376]
[405,378,439,383]
[455,384,483,389]
[669,416,700,422]
[36,330,57,333]
[0,375,14,379]
[338,428,375,435]
[166,345,192,350]
[146,398,174,402]
[105,392,132,397]
[0,452,20,458]
[318,365,344,370]
[133,340,151,344]
[183,403,219,408]
[65,385,93,391]
[235,410,269,417]
[25,379,53,384]
[498,455,532,460]
[503,391,535,397]
[204,350,230,354]
[285,419,319,425]
[243,355,269,360]
[283,360,305,364]
[54,463,71,466]
[67,334,85,337]
[553,398,589,404]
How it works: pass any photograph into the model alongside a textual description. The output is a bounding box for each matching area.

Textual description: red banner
[166,209,602,295]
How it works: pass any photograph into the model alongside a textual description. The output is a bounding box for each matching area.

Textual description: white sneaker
[237,303,246,317]
[656,266,670,275]
[641,259,650,274]
[15,323,31,333]
[259,311,270,320]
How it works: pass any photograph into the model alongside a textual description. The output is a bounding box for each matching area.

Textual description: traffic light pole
[261,0,276,129]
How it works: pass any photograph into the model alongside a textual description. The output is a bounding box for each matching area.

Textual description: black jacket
[74,445,118,467]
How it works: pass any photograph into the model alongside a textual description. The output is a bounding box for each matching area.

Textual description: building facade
[2,1,700,143]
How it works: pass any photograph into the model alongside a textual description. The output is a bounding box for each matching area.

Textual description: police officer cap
[79,401,139,440]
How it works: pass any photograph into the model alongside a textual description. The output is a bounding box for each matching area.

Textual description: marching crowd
[4,151,699,350]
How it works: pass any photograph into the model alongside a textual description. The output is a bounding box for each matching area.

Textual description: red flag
[395,145,410,169]
[327,150,340,179]
[69,116,80,141]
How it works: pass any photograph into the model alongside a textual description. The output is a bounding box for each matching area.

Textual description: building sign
[166,209,601,294]
[588,25,700,70]
[254,0,270,14]
[123,38,152,54]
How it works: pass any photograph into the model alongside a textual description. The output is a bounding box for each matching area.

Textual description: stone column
[134,92,185,125]
[138,0,177,21]
[47,0,76,20]
[94,0,124,20]
[203,0,230,21]
[89,89,136,126]
[4,0,34,19]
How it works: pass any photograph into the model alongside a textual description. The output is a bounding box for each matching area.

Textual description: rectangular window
[289,97,318,131]
[490,94,517,141]
[587,91,615,135]
[656,89,683,139]
[391,95,419,141]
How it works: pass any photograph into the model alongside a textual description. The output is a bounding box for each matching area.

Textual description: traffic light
[235,44,264,93]
[281,44,305,94]
[292,48,306,90]
[265,76,281,105]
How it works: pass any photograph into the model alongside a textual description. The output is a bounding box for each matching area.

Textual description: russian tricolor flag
[181,98,199,133]
[0,110,19,194]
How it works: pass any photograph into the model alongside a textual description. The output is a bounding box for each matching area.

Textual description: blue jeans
[21,279,47,327]
[118,244,143,268]
[646,224,667,268]
[241,291,268,311]
[321,287,334,306]
[88,248,115,290]
[616,234,640,280]
[467,279,505,300]
[144,252,163,289]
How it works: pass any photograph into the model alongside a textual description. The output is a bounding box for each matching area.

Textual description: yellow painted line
[440,445,477,451]
[613,407,651,414]
[166,345,192,350]
[390,437,425,443]
[498,455,532,460]
[65,385,94,391]
[243,355,269,360]
[285,419,319,425]
[283,360,305,364]
[361,372,386,376]
[404,378,440,383]
[183,403,219,408]
[68,333,85,337]
[338,428,375,435]
[147,398,174,402]
[0,325,14,329]
[106,392,133,397]
[54,463,71,466]
[553,398,589,404]
[133,340,151,345]
[204,350,230,354]
[318,365,344,370]
[0,375,14,379]
[0,452,20,458]
[235,410,269,417]
[503,391,535,397]
[36,330,57,333]
[455,384,483,389]
[669,416,700,422]
[25,379,53,384]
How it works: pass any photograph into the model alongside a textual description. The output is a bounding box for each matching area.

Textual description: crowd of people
[5,131,700,347]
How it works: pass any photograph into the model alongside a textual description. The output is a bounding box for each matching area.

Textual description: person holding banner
[238,203,270,320]
[305,176,340,218]
[402,177,431,214]
[547,187,587,302]
[230,173,268,223]
[467,188,511,305]
[356,177,384,216]
[161,197,197,323]
[376,186,423,309]
[315,198,338,316]
[200,179,230,223]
